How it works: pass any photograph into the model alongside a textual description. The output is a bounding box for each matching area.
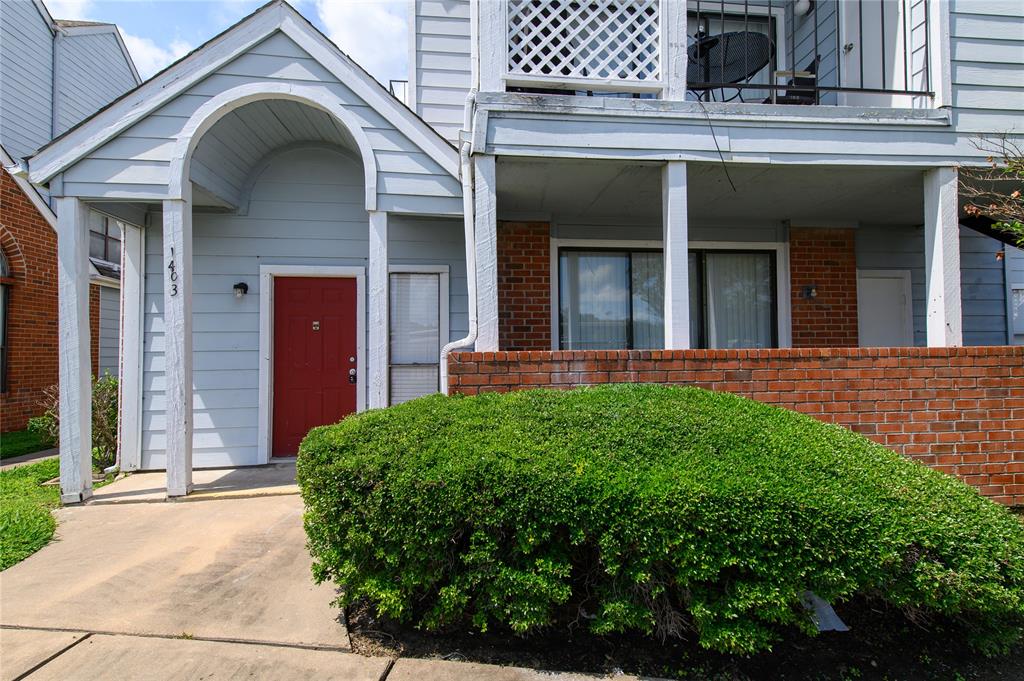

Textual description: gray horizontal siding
[856,225,1009,347]
[97,284,120,376]
[413,0,471,144]
[0,0,53,162]
[950,0,1024,135]
[55,31,138,136]
[64,30,461,214]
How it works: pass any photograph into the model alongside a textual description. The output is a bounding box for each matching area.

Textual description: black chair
[767,55,821,105]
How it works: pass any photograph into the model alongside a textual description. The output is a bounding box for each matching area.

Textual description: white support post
[474,154,499,351]
[661,0,688,100]
[663,161,690,349]
[162,190,193,497]
[56,197,93,504]
[368,210,389,408]
[117,222,145,471]
[477,0,504,92]
[924,166,962,347]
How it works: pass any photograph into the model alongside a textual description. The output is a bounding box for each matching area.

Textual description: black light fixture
[802,284,818,300]
[233,282,249,298]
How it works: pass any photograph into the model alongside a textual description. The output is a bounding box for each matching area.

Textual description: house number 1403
[167,247,179,297]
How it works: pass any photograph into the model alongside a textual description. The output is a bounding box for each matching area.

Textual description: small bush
[28,374,119,469]
[297,385,1024,655]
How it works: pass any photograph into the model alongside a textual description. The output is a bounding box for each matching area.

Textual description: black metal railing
[687,0,933,105]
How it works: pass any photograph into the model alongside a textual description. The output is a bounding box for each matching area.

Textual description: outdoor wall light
[233,282,249,298]
[802,284,818,299]
[793,0,814,16]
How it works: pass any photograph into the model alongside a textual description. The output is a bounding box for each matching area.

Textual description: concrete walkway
[0,448,58,471]
[0,469,643,680]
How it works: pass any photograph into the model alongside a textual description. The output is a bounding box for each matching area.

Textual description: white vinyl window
[389,269,449,405]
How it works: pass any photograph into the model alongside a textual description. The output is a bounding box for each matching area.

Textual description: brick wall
[497,222,551,351]
[789,228,859,347]
[448,347,1024,506]
[1,168,59,432]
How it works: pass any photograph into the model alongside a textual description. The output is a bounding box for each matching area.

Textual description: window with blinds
[389,272,442,404]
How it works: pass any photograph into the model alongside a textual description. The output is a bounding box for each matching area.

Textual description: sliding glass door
[558,247,776,350]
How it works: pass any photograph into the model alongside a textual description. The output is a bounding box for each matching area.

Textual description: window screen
[389,273,441,404]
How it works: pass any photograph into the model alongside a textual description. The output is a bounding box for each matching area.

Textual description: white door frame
[257,264,366,463]
[856,268,914,347]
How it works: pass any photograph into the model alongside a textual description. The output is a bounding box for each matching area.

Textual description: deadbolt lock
[312,320,320,331]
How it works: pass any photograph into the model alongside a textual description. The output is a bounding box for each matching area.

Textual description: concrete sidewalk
[0,470,647,680]
[0,448,58,471]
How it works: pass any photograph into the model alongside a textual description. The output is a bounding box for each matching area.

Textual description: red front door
[272,277,358,456]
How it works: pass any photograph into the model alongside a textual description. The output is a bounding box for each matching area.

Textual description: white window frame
[388,264,450,401]
[549,238,791,350]
[257,264,366,463]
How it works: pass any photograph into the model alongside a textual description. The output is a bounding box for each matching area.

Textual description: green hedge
[297,385,1024,654]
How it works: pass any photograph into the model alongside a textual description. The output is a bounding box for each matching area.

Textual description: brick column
[497,222,551,351]
[789,228,859,347]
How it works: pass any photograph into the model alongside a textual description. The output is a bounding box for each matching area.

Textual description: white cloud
[44,0,94,20]
[122,34,192,80]
[313,0,407,85]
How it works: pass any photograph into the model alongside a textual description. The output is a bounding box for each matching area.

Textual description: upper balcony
[479,0,943,110]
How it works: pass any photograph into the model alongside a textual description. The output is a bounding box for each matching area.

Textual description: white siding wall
[97,284,120,376]
[412,0,471,144]
[0,0,53,162]
[55,31,138,136]
[950,0,1024,135]
[141,148,466,469]
[64,31,461,214]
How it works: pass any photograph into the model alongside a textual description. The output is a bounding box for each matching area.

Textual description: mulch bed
[345,599,1024,680]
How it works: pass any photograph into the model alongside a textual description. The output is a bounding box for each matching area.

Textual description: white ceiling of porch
[496,159,928,226]
[190,98,360,209]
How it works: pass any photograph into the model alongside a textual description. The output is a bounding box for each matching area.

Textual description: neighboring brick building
[0,161,118,433]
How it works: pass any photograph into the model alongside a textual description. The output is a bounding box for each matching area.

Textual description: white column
[477,0,504,92]
[368,210,389,408]
[661,0,688,100]
[117,222,145,471]
[474,154,499,351]
[56,197,93,504]
[163,189,193,497]
[924,167,962,347]
[663,161,690,349]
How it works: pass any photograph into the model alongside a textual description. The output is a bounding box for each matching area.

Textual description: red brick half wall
[497,222,551,351]
[448,347,1024,506]
[790,227,859,347]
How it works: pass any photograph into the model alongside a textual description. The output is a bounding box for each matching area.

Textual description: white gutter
[440,88,479,394]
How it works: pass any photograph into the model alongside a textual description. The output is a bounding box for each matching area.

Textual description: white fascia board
[27,3,289,184]
[1,146,57,231]
[277,12,459,178]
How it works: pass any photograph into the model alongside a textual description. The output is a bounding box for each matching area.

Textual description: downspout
[440,89,479,395]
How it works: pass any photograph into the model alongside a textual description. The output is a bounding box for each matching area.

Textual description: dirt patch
[346,599,1023,680]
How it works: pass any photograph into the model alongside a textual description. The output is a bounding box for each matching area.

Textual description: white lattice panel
[507,0,661,83]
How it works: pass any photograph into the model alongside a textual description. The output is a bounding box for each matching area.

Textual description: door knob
[348,368,357,384]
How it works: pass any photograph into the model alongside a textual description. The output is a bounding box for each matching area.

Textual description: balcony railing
[494,0,936,106]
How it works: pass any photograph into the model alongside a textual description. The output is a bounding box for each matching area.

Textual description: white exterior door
[857,270,914,347]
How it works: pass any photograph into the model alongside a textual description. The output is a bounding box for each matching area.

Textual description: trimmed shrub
[297,385,1024,655]
[28,374,119,470]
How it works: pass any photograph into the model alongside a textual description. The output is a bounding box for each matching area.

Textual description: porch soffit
[26,0,458,186]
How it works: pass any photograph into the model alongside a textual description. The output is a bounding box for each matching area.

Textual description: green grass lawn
[0,458,61,570]
[0,429,54,460]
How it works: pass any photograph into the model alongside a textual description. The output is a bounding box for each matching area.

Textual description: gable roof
[27,0,458,185]
[55,20,142,87]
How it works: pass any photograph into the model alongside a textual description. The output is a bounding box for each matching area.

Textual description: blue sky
[44,0,408,84]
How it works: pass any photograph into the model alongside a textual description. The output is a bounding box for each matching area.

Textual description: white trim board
[548,238,792,350]
[257,264,366,463]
